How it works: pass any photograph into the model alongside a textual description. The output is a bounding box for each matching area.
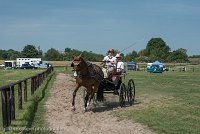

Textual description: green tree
[37,46,43,58]
[0,49,21,60]
[44,48,62,61]
[167,48,188,63]
[0,50,8,60]
[65,48,72,53]
[21,45,39,58]
[63,47,104,61]
[124,50,138,61]
[136,56,149,62]
[7,49,21,60]
[146,38,170,62]
[138,49,147,56]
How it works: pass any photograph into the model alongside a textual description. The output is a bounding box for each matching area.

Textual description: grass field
[114,67,200,134]
[0,68,54,133]
[0,69,45,86]
[0,66,200,133]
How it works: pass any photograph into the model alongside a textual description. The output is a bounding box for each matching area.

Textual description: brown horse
[71,54,104,111]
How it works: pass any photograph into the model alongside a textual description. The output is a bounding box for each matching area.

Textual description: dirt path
[45,73,155,134]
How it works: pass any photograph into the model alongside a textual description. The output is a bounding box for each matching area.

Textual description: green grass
[113,69,200,134]
[0,69,45,131]
[1,66,200,134]
[0,69,45,86]
[0,68,56,133]
[21,72,55,134]
[25,67,67,134]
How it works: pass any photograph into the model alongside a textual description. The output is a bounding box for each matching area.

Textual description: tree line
[123,38,192,63]
[0,45,104,62]
[0,38,198,62]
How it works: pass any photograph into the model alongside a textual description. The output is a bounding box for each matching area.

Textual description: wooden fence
[0,66,54,128]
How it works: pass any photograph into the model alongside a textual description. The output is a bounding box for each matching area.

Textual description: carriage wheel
[119,83,126,107]
[127,79,135,106]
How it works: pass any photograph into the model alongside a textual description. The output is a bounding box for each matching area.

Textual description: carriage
[96,71,136,107]
[71,54,136,111]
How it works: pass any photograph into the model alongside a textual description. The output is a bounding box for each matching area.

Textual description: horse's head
[71,53,84,71]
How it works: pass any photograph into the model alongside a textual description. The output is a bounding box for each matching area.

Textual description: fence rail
[0,66,54,128]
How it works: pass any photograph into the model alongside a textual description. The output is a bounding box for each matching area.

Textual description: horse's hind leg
[84,93,89,111]
[72,84,80,111]
[90,85,98,107]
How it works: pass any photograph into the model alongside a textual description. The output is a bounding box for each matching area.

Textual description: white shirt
[116,61,124,72]
[103,55,116,66]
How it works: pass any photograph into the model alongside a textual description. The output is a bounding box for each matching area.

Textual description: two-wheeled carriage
[96,71,136,107]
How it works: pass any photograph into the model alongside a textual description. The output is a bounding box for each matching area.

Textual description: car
[147,64,164,73]
[20,64,37,69]
[34,63,49,69]
[126,62,137,70]
[0,64,5,68]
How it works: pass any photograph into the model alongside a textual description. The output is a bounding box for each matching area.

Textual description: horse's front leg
[72,83,80,111]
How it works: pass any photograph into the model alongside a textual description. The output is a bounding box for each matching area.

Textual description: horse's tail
[96,82,104,102]
[92,64,104,101]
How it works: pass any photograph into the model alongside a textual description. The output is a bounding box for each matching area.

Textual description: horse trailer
[16,58,41,67]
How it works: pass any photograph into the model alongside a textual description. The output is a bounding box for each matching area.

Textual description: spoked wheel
[127,79,135,106]
[119,83,126,107]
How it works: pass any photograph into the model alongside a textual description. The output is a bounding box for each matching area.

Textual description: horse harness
[75,62,102,81]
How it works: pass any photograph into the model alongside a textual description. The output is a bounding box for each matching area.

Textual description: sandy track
[45,73,155,134]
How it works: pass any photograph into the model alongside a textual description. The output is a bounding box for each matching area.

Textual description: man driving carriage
[102,48,125,80]
[102,48,116,78]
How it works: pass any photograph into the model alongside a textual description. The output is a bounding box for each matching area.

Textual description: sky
[0,0,200,56]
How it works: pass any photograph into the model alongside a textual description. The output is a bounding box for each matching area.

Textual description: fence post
[18,82,22,110]
[1,90,8,128]
[24,80,27,102]
[34,76,37,91]
[10,85,15,120]
[31,77,34,94]
[41,72,44,84]
[7,89,11,125]
[37,75,39,89]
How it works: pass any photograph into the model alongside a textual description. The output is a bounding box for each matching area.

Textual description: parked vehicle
[146,60,165,73]
[20,64,37,69]
[0,64,5,68]
[126,62,137,70]
[34,61,49,69]
[4,61,16,68]
[147,64,164,73]
[16,58,41,67]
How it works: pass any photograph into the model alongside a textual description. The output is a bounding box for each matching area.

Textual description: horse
[71,54,104,111]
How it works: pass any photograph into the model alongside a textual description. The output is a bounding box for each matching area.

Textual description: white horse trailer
[16,58,41,67]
